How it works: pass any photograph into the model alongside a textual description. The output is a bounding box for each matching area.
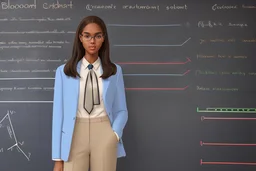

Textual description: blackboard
[1,0,256,171]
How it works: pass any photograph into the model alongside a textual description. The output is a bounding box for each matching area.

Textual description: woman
[52,15,128,171]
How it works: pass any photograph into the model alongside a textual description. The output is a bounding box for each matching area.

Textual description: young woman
[52,15,128,171]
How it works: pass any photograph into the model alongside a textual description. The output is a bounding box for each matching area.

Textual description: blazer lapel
[100,65,110,103]
[75,60,82,104]
[76,60,82,74]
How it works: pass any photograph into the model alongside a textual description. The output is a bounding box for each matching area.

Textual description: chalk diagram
[0,110,31,161]
[108,23,191,91]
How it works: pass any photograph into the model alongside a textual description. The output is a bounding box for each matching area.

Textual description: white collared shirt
[76,57,107,118]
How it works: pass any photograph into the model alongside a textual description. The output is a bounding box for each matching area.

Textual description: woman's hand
[53,161,64,171]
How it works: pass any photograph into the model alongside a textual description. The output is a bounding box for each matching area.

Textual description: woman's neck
[84,54,98,64]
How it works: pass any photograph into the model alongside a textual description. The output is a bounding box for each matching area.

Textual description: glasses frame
[80,33,105,41]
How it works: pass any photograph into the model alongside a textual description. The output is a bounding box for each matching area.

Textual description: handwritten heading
[1,0,73,10]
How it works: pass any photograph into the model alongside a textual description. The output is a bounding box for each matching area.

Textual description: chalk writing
[7,125,13,139]
[1,0,36,10]
[0,69,53,73]
[0,58,62,63]
[199,38,256,44]
[0,17,71,22]
[198,21,248,28]
[197,86,239,91]
[43,1,73,9]
[0,40,70,50]
[1,0,73,10]
[242,4,256,9]
[86,4,116,11]
[18,141,24,146]
[242,39,256,43]
[212,4,238,11]
[0,87,54,92]
[0,45,61,50]
[166,4,188,10]
[122,4,160,11]
[200,38,237,44]
[196,54,247,59]
[0,30,71,34]
[0,40,70,45]
[195,70,251,76]
[228,23,248,27]
[198,21,222,28]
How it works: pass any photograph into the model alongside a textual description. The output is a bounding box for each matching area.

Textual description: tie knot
[87,64,93,70]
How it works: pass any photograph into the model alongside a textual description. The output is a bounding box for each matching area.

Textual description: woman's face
[79,23,104,56]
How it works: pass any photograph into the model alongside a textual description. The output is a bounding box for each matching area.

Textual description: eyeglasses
[81,34,104,41]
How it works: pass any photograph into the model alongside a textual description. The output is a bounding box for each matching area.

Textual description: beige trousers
[64,116,118,171]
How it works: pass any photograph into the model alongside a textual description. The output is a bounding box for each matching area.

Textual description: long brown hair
[64,16,116,79]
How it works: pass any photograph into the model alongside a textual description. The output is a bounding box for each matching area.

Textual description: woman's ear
[79,35,83,43]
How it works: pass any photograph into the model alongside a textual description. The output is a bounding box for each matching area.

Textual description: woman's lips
[89,46,96,50]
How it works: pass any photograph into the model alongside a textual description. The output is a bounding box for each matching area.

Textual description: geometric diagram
[200,141,256,165]
[113,37,191,47]
[117,57,191,65]
[118,57,191,91]
[125,85,189,91]
[201,116,256,121]
[200,159,256,166]
[123,70,191,76]
[0,110,31,161]
[199,106,256,166]
[197,107,256,121]
[197,107,256,113]
[200,141,256,147]
[108,22,191,47]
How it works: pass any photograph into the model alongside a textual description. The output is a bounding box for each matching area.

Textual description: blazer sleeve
[111,66,128,140]
[51,66,63,160]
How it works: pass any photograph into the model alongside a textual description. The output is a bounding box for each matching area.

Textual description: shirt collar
[82,57,101,70]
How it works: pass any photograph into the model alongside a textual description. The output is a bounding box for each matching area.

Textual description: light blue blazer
[51,59,128,162]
